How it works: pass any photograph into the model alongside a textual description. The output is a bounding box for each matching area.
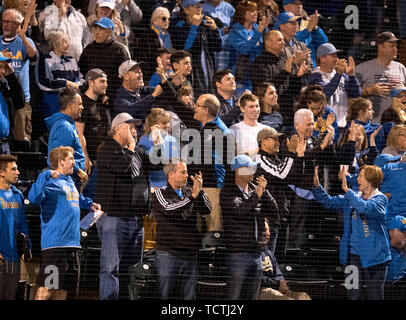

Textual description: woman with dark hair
[337,121,380,191]
[344,97,385,152]
[228,0,271,92]
[313,165,391,300]
[254,82,283,131]
[169,0,222,96]
[298,84,339,144]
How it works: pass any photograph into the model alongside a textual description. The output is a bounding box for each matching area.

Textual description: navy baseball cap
[391,86,406,98]
[231,155,259,172]
[182,0,205,8]
[283,0,302,5]
[316,43,343,59]
[273,11,300,30]
[0,52,11,62]
[93,17,114,31]
[389,216,406,231]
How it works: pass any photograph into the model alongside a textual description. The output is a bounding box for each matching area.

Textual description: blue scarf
[151,24,172,49]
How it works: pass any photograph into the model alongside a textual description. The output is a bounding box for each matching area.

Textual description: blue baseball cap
[391,86,406,98]
[182,0,205,8]
[231,155,259,172]
[389,216,406,231]
[273,11,300,30]
[316,43,343,59]
[93,17,114,31]
[374,154,401,168]
[0,52,11,62]
[283,0,302,5]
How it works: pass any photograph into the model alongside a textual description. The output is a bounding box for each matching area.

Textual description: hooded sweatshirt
[45,112,85,173]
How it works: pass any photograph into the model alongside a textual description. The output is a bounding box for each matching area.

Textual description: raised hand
[297,61,311,77]
[346,56,355,76]
[326,112,336,127]
[204,16,217,31]
[287,134,299,153]
[335,58,347,75]
[370,125,382,147]
[255,175,267,198]
[313,165,320,187]
[284,55,294,73]
[296,135,306,157]
[191,171,203,198]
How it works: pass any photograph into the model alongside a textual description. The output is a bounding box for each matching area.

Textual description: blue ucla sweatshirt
[28,170,93,250]
[0,185,30,262]
[45,112,85,173]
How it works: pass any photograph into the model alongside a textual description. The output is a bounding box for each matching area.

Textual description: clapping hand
[370,125,382,147]
[326,113,335,127]
[191,171,203,198]
[286,134,299,153]
[296,135,306,157]
[255,175,267,198]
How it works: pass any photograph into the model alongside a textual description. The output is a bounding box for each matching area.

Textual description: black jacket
[152,184,212,257]
[78,40,130,99]
[220,180,278,252]
[214,92,242,128]
[95,135,161,219]
[0,73,25,136]
[170,18,222,96]
[133,27,162,82]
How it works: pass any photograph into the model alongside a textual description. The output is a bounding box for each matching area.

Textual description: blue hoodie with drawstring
[45,112,85,174]
[28,170,93,250]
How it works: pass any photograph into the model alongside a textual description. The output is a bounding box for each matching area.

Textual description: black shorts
[36,248,80,291]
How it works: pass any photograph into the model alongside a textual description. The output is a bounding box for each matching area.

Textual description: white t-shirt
[230,121,268,156]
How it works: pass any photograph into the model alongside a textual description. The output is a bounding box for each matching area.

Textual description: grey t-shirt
[355,59,406,122]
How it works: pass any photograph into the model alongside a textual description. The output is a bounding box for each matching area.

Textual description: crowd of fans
[1,0,406,301]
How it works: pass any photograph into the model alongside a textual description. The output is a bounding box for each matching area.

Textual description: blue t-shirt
[0,35,38,102]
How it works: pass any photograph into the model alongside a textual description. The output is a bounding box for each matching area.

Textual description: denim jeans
[154,250,198,300]
[347,254,389,300]
[96,214,144,300]
[225,251,263,300]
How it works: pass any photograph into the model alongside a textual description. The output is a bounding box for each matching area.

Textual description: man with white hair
[39,0,92,61]
[279,108,336,248]
[0,8,38,146]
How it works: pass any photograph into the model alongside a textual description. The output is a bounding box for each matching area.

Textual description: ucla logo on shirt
[1,197,20,209]
[63,186,79,202]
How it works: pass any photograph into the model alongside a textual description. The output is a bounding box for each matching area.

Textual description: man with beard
[75,69,109,198]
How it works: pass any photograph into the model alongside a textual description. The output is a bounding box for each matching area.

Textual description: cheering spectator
[313,164,391,300]
[381,124,406,156]
[345,97,385,152]
[38,0,92,61]
[228,0,271,92]
[309,43,361,132]
[135,6,172,82]
[87,0,130,47]
[1,8,38,146]
[230,93,269,156]
[212,69,242,127]
[78,17,130,99]
[138,108,180,189]
[355,32,406,123]
[254,81,283,131]
[381,87,406,125]
[170,0,222,96]
[221,155,278,300]
[35,30,83,136]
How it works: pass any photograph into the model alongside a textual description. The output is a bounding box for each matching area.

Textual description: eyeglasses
[161,16,170,22]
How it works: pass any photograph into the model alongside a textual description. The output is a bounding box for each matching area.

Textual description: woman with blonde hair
[381,87,406,125]
[138,108,180,188]
[381,124,406,156]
